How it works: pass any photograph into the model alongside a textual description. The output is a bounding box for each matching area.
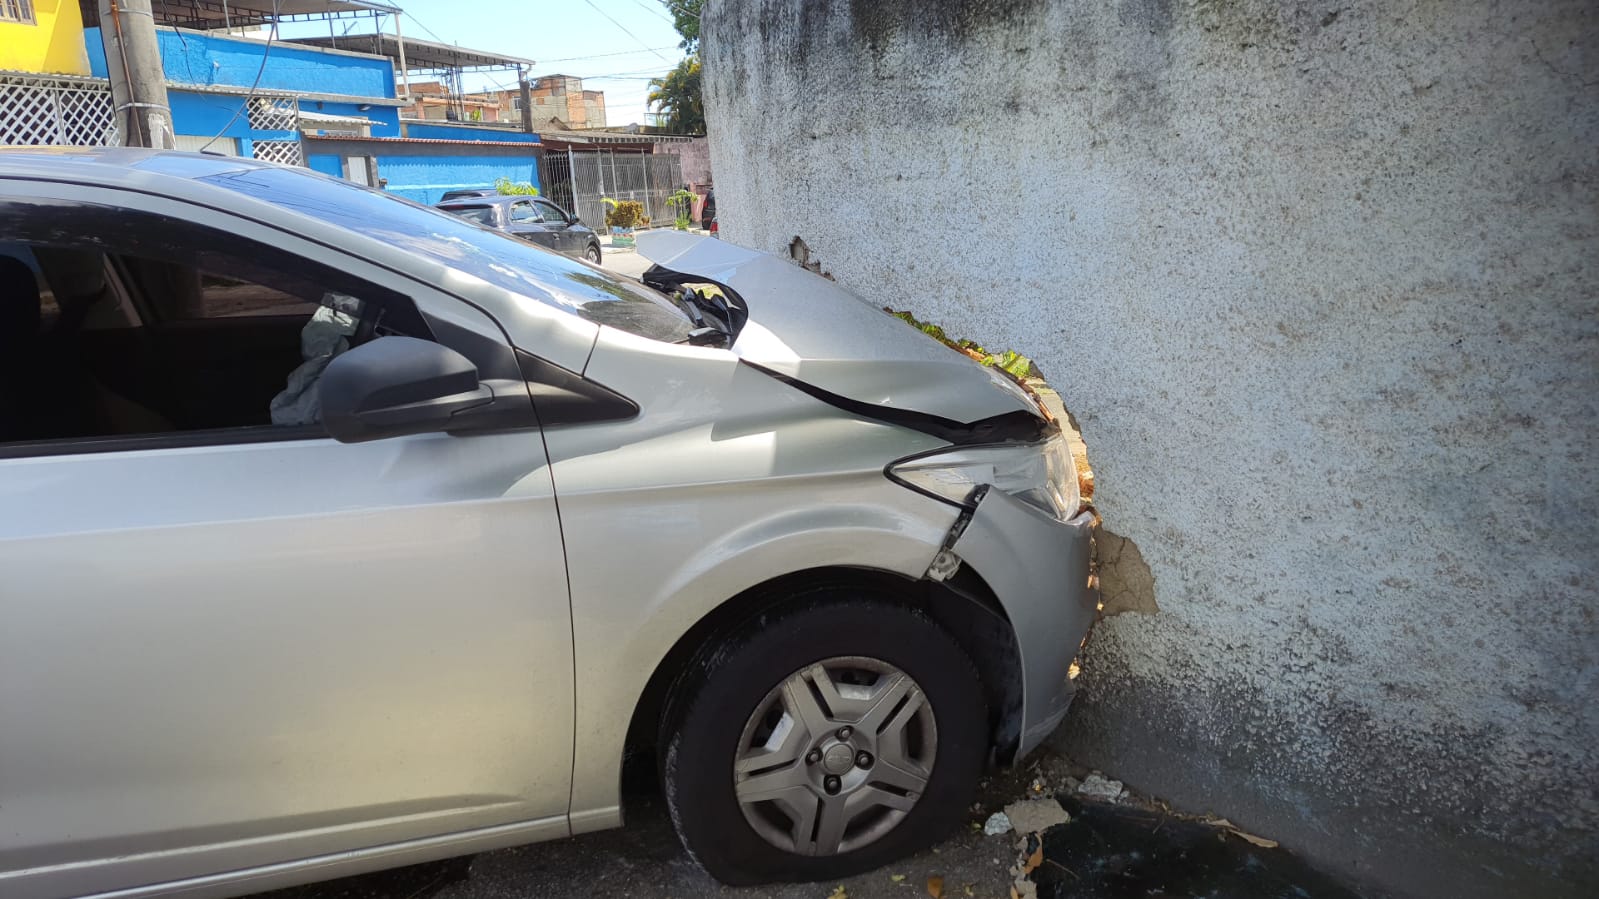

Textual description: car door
[534,200,576,256]
[0,185,574,899]
[506,199,557,251]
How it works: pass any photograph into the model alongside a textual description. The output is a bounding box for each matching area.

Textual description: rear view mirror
[319,337,493,443]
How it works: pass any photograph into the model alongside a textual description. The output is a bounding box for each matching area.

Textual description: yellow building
[1,0,90,76]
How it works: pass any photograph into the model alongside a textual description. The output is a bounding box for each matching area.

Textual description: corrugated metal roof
[286,34,534,72]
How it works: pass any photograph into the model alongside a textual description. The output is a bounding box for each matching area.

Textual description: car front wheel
[584,244,601,264]
[662,595,988,884]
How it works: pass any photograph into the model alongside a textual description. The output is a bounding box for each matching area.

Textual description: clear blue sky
[284,0,688,126]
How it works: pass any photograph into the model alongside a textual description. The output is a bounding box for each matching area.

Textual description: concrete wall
[402,121,541,143]
[305,138,542,204]
[660,136,713,188]
[702,1,1597,896]
[0,0,89,75]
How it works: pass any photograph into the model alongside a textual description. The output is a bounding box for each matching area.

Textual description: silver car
[0,149,1097,898]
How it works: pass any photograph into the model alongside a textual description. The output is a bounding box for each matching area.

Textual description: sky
[283,0,688,126]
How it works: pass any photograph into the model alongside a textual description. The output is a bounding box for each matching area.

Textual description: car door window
[534,201,569,225]
[0,199,435,451]
[508,201,541,224]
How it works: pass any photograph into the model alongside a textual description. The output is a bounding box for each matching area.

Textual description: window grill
[247,96,300,132]
[0,0,35,25]
[251,139,303,167]
[0,74,117,147]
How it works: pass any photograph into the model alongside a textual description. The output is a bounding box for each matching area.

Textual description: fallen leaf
[963,886,975,897]
[926,875,944,898]
[1024,845,1044,875]
[1227,829,1279,849]
[890,874,907,884]
[829,887,849,899]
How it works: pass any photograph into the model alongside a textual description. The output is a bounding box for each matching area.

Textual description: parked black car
[436,195,602,263]
[438,187,501,202]
[701,189,717,234]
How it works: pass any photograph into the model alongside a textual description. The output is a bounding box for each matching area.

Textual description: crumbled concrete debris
[1003,798,1070,835]
[982,811,1013,835]
[1077,773,1125,801]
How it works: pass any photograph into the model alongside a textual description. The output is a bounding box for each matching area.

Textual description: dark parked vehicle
[701,189,717,234]
[436,195,602,263]
[438,187,500,201]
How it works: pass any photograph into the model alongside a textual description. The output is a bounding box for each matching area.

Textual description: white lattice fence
[0,74,117,147]
[247,96,299,131]
[251,140,303,166]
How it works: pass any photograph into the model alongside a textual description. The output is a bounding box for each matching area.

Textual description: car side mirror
[319,336,494,443]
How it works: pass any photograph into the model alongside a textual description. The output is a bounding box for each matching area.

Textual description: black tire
[584,244,601,264]
[662,596,988,885]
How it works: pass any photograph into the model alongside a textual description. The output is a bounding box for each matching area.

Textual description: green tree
[661,0,703,53]
[648,55,705,135]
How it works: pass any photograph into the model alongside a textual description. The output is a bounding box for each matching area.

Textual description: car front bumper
[949,489,1099,760]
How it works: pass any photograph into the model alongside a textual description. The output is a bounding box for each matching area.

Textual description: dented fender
[949,489,1098,759]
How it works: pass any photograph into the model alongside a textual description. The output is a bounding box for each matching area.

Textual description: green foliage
[495,177,539,196]
[648,55,705,135]
[667,188,699,230]
[887,309,1038,380]
[603,198,646,230]
[661,0,703,53]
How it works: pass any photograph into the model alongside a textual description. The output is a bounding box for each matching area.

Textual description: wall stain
[1098,529,1160,616]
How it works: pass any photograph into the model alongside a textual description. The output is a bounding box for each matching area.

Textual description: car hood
[636,231,1041,425]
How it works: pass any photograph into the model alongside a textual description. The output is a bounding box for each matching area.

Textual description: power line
[624,0,674,25]
[535,46,678,63]
[200,0,280,151]
[402,10,448,45]
[579,0,672,63]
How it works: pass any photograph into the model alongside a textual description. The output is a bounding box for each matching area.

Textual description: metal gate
[541,150,684,232]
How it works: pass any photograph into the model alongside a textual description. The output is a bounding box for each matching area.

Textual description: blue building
[6,0,546,204]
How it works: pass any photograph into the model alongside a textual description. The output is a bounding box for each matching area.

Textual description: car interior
[0,227,428,448]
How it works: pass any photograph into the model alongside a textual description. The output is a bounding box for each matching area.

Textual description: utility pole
[519,67,535,134]
[99,0,175,148]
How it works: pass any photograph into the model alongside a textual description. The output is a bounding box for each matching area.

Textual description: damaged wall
[701,1,1598,895]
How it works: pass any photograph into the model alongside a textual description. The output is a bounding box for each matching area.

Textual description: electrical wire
[199,0,279,151]
[579,0,673,63]
[533,46,678,63]
[624,0,674,25]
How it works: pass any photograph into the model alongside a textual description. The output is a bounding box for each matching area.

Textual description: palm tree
[648,56,705,135]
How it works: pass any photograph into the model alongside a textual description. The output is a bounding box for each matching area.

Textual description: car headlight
[887,432,1082,521]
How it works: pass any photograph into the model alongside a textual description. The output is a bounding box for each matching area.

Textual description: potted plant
[603,197,647,247]
[666,188,700,231]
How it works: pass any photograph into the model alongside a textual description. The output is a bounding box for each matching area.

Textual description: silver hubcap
[733,656,937,856]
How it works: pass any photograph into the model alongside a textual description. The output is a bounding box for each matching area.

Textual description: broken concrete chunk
[1077,773,1125,801]
[1003,797,1071,834]
[982,811,1012,835]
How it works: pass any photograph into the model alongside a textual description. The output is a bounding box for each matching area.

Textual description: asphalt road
[252,756,1053,899]
[250,748,1362,899]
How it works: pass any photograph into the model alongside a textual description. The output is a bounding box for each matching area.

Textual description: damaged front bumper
[947,489,1098,760]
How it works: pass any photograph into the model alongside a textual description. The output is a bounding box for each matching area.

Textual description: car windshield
[442,204,499,226]
[197,167,694,343]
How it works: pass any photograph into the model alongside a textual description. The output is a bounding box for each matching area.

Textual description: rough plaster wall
[662,137,715,186]
[703,1,1598,896]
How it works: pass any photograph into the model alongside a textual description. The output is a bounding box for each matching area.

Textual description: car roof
[437,194,522,209]
[0,148,604,370]
[0,145,277,183]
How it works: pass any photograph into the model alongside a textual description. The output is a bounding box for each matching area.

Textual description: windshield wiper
[644,264,748,346]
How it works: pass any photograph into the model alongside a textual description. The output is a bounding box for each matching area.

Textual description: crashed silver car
[0,149,1096,898]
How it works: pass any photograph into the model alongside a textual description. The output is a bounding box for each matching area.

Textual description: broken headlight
[887,432,1082,521]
